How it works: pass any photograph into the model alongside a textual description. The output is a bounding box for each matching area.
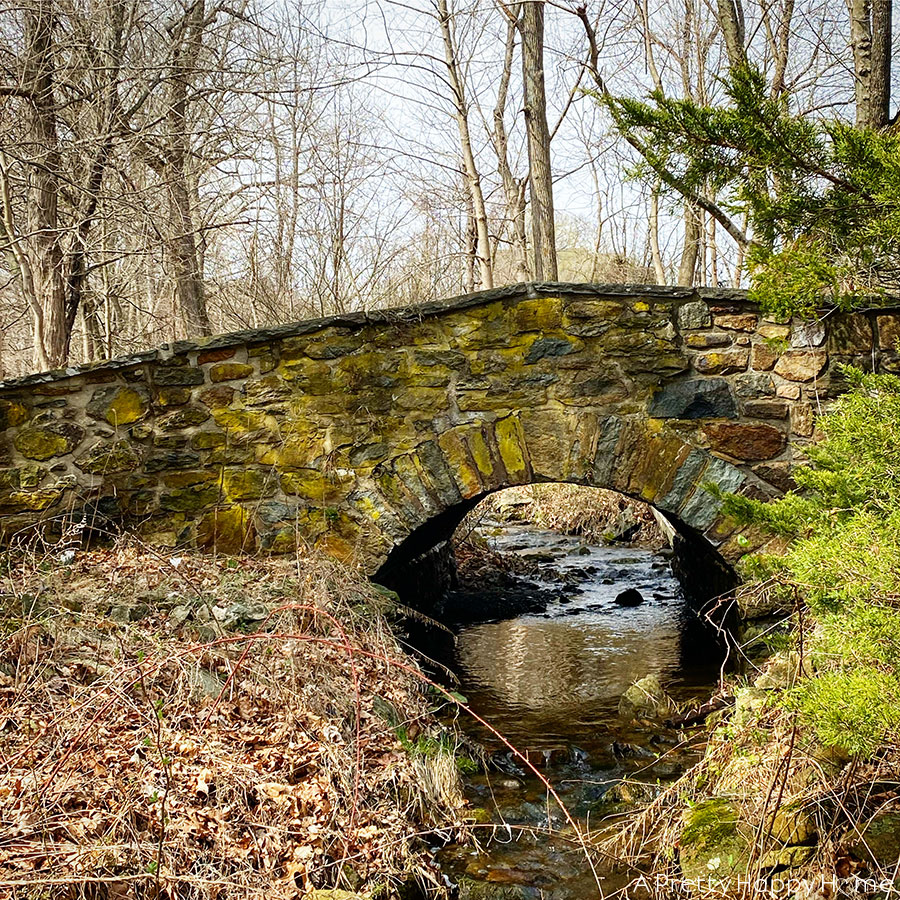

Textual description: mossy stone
[0,399,29,430]
[679,798,752,882]
[6,489,62,511]
[209,363,254,382]
[76,441,141,474]
[197,505,256,553]
[155,387,192,407]
[87,385,149,426]
[160,406,211,430]
[222,468,276,501]
[14,422,84,460]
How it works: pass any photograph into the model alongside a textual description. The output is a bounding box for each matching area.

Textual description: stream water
[414,521,727,899]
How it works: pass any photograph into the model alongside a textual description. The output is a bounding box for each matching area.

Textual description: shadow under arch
[368,411,759,620]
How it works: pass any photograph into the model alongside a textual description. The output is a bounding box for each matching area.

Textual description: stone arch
[342,410,754,593]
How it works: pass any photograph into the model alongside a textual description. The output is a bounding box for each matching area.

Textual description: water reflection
[447,527,721,749]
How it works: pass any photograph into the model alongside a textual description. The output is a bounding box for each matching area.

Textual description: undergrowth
[0,543,470,899]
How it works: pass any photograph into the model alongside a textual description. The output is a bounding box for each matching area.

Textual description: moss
[494,416,528,479]
[0,399,30,430]
[209,363,254,382]
[679,798,752,882]
[191,431,226,450]
[222,468,275,501]
[76,441,141,474]
[197,505,256,553]
[8,489,62,511]
[160,406,211,430]
[87,386,149,425]
[155,387,192,407]
[14,424,83,460]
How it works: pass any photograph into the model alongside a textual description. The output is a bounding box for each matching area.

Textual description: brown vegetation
[0,545,468,898]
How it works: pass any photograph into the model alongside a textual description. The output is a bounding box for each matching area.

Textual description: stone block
[692,348,749,375]
[757,322,790,339]
[14,422,84,460]
[773,350,827,382]
[648,378,737,419]
[750,342,778,370]
[153,366,205,386]
[685,332,732,348]
[827,312,873,353]
[776,383,801,400]
[210,363,254,382]
[197,348,235,365]
[714,313,758,331]
[76,441,141,474]
[742,399,788,419]
[160,406,211,430]
[879,314,900,350]
[790,319,826,347]
[704,423,786,460]
[677,300,711,330]
[0,399,30,430]
[791,402,815,437]
[87,385,150,426]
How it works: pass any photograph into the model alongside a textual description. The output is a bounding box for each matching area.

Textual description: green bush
[723,369,900,756]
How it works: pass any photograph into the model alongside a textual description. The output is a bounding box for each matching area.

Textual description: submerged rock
[614,588,645,606]
[618,674,676,720]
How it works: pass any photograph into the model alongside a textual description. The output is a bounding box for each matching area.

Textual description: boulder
[618,674,675,720]
[614,588,645,606]
[678,798,752,883]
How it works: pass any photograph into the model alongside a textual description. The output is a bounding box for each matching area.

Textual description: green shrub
[722,369,900,756]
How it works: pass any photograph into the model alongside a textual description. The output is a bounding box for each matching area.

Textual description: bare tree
[519,0,557,280]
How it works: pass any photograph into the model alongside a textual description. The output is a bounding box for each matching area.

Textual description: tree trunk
[24,0,67,369]
[716,0,747,69]
[164,0,212,337]
[519,0,557,281]
[649,185,667,284]
[491,12,529,281]
[870,0,892,126]
[677,202,702,286]
[850,0,891,127]
[437,0,493,290]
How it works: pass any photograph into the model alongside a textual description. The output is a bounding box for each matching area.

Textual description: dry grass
[0,542,470,899]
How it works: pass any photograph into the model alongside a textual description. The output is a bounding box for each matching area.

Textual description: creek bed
[414,522,727,899]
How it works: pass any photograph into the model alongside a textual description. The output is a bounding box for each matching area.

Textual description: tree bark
[23,0,67,369]
[164,0,212,337]
[870,0,892,126]
[677,202,702,286]
[716,0,747,69]
[436,0,493,290]
[850,0,891,127]
[649,185,667,284]
[519,0,557,281]
[491,12,529,281]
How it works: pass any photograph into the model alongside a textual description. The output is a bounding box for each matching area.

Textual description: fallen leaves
[0,547,455,898]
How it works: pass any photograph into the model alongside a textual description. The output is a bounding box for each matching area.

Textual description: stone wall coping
[1,280,897,392]
[0,283,741,390]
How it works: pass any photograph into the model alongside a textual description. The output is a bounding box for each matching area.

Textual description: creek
[410,519,728,899]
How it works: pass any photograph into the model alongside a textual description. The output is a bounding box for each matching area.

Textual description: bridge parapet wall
[0,283,889,571]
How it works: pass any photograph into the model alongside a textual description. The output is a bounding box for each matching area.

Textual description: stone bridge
[0,283,886,580]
